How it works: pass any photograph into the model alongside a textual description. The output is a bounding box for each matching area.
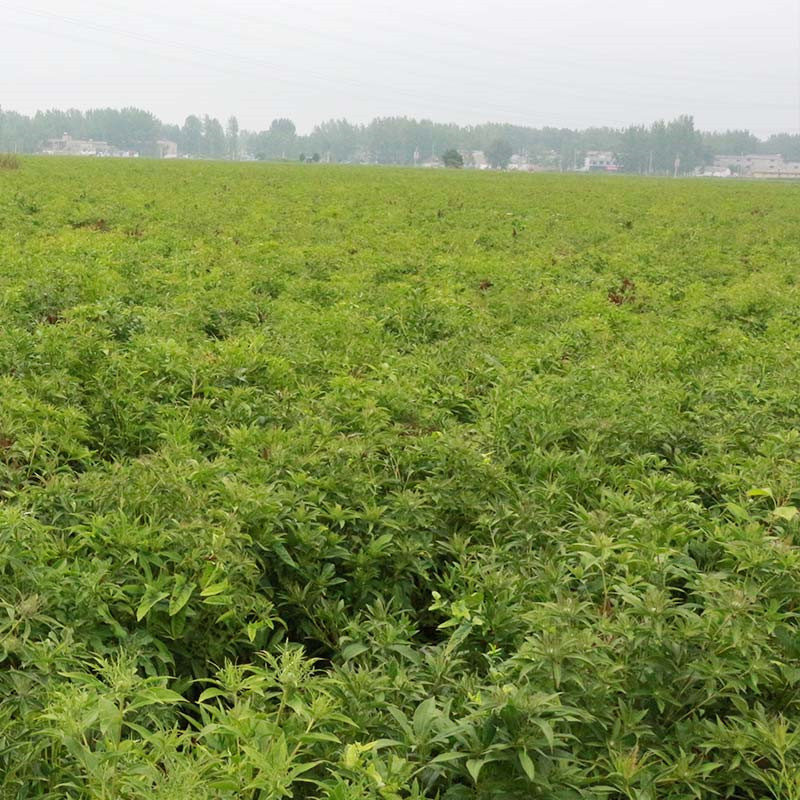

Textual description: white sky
[3,0,799,137]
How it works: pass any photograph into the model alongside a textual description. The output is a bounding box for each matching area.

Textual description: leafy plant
[2,158,800,796]
[0,153,20,170]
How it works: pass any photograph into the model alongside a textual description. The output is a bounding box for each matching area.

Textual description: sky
[3,0,799,138]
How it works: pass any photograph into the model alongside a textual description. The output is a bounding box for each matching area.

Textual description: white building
[752,162,800,179]
[508,154,537,172]
[712,154,800,179]
[461,150,489,170]
[42,134,142,158]
[157,139,178,159]
[714,154,781,175]
[583,151,618,172]
[696,165,733,178]
[42,134,112,156]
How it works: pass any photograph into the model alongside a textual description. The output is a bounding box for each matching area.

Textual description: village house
[508,154,541,172]
[696,165,733,178]
[752,163,800,178]
[582,151,619,172]
[461,150,489,169]
[713,154,781,174]
[42,134,140,158]
[712,153,800,178]
[157,139,178,159]
[43,134,112,156]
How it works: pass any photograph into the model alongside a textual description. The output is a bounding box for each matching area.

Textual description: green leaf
[298,732,341,744]
[725,502,750,521]
[430,751,466,765]
[96,697,122,744]
[136,587,169,622]
[198,688,227,703]
[747,487,774,498]
[169,579,195,616]
[388,644,423,664]
[518,750,536,781]
[773,505,798,521]
[200,581,229,597]
[466,758,485,784]
[343,743,360,769]
[341,642,369,661]
[367,533,394,555]
[129,687,184,708]
[413,697,437,737]
[273,542,298,568]
[536,718,555,749]
[204,594,232,606]
[365,739,403,751]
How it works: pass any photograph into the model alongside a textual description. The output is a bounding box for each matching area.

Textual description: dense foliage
[2,158,800,798]
[3,106,799,170]
[441,149,464,169]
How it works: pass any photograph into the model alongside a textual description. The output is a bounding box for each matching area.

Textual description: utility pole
[648,150,654,175]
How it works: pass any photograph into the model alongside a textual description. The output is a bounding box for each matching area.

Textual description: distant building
[42,134,112,156]
[713,154,800,178]
[583,151,619,172]
[751,162,800,179]
[41,134,140,158]
[352,147,372,165]
[157,139,178,159]
[696,165,733,178]
[461,150,489,170]
[713,154,782,175]
[508,154,540,172]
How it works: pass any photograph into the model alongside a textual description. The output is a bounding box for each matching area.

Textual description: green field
[3,158,800,798]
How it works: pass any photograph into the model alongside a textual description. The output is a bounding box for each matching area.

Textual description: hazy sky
[3,0,798,137]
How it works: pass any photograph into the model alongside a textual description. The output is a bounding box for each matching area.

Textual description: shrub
[442,149,463,168]
[2,158,800,797]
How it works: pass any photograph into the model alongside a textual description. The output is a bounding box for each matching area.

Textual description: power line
[1,4,645,129]
[0,8,550,121]
[3,1,796,132]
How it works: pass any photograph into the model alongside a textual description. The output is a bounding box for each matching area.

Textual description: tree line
[1,105,797,172]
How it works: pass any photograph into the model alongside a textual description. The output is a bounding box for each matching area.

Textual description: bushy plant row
[2,158,800,797]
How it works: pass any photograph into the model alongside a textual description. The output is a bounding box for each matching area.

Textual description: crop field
[3,158,800,798]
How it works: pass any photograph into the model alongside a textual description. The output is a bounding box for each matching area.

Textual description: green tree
[80,107,160,155]
[226,116,239,160]
[485,139,513,169]
[203,116,226,159]
[182,115,203,156]
[761,133,800,161]
[307,118,362,163]
[620,125,651,174]
[268,118,297,159]
[442,149,463,168]
[703,129,759,159]
[665,114,703,173]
